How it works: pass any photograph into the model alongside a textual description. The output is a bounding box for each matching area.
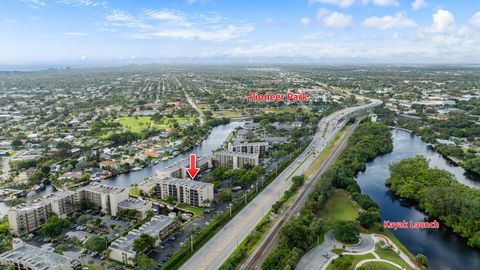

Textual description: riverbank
[356,128,480,270]
[386,156,480,249]
[390,125,480,179]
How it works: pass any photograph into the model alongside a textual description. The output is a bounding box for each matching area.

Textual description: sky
[1,0,480,65]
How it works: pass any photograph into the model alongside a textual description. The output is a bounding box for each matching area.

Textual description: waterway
[0,121,243,216]
[356,128,480,270]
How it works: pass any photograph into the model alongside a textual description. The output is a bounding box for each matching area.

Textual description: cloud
[363,13,416,29]
[419,9,478,47]
[370,0,398,7]
[425,9,455,33]
[20,0,46,8]
[308,0,398,7]
[300,17,312,26]
[471,11,480,29]
[145,9,187,23]
[103,8,253,41]
[63,32,89,36]
[308,0,355,8]
[56,0,108,9]
[138,25,254,41]
[264,18,288,25]
[411,0,426,10]
[105,9,151,31]
[318,10,353,28]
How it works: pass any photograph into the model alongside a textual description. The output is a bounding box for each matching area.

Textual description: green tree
[133,234,155,253]
[40,215,69,238]
[11,139,22,148]
[219,190,232,203]
[416,254,428,266]
[357,209,380,228]
[135,254,157,270]
[85,236,108,253]
[333,221,360,244]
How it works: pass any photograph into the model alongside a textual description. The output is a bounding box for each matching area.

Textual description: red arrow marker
[186,154,199,180]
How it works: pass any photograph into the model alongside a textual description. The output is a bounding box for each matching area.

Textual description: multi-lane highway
[179,100,382,270]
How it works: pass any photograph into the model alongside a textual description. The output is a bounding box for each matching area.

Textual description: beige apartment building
[213,150,259,169]
[77,182,129,216]
[228,141,269,156]
[8,183,128,236]
[154,177,214,207]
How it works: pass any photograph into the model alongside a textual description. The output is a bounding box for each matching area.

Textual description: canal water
[0,121,243,216]
[356,128,480,270]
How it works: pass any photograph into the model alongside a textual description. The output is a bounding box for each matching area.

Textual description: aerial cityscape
[0,1,479,270]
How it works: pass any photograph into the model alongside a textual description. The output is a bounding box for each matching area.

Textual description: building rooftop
[118,198,151,210]
[159,177,214,190]
[0,241,75,270]
[79,182,126,195]
[109,215,175,253]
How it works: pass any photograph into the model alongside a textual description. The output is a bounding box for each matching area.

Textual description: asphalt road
[179,101,381,270]
[296,231,375,270]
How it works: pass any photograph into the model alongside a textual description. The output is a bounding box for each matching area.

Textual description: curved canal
[356,128,480,270]
[0,121,243,216]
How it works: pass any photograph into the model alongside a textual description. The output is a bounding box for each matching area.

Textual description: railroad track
[242,118,362,269]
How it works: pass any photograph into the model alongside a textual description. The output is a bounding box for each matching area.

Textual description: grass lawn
[129,186,140,197]
[326,253,375,270]
[305,124,350,177]
[263,107,299,114]
[117,115,195,133]
[82,266,104,270]
[357,261,400,270]
[320,190,360,228]
[177,203,204,218]
[213,110,244,118]
[375,244,413,270]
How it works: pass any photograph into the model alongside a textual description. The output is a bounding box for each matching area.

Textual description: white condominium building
[0,239,78,270]
[77,183,129,216]
[8,183,128,236]
[109,215,177,266]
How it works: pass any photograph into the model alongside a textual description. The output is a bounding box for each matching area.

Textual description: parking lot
[24,209,135,269]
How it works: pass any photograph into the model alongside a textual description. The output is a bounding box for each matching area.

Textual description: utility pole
[190,234,193,251]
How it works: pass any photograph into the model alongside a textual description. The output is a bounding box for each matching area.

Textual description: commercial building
[213,151,259,169]
[109,215,177,266]
[0,239,78,270]
[117,198,152,220]
[77,183,129,216]
[228,141,269,156]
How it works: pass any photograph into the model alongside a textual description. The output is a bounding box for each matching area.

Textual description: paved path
[372,234,419,270]
[296,231,375,270]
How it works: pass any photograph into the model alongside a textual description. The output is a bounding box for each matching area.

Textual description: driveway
[296,231,375,270]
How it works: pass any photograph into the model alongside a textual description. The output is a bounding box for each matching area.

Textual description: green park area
[375,243,413,270]
[117,115,195,133]
[326,253,375,270]
[358,261,399,270]
[320,190,360,228]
